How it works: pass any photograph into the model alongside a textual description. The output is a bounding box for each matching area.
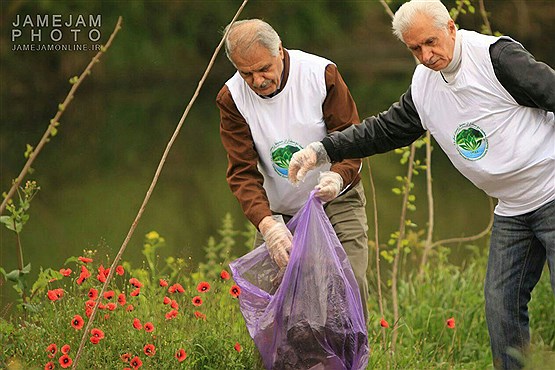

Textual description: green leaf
[5,269,21,282]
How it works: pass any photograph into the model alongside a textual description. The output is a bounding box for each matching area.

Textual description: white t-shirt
[226,50,333,215]
[412,30,555,216]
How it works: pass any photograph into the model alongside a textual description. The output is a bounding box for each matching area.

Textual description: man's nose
[253,73,265,87]
[422,46,433,63]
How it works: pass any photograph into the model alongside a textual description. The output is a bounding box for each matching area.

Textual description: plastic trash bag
[230,191,369,370]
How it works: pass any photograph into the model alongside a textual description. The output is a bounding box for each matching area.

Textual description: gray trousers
[254,181,369,321]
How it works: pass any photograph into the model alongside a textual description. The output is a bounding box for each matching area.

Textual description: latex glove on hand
[288,142,330,184]
[315,171,343,202]
[259,215,293,269]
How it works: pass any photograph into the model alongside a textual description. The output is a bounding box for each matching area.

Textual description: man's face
[231,43,284,96]
[402,14,456,71]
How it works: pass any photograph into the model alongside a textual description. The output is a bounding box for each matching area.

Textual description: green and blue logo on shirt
[454,123,488,161]
[270,140,302,177]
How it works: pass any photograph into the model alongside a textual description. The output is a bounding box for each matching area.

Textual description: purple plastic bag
[230,192,369,370]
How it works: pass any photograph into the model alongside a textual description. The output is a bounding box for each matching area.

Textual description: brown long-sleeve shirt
[217,49,362,228]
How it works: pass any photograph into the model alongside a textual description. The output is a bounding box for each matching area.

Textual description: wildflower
[446,317,456,329]
[103,290,115,300]
[196,281,211,293]
[129,277,143,288]
[175,348,187,362]
[144,322,154,332]
[106,302,117,311]
[46,343,57,358]
[88,288,98,300]
[118,293,127,306]
[126,304,135,312]
[170,300,179,310]
[130,356,143,368]
[70,315,85,331]
[78,256,93,263]
[85,307,93,318]
[220,270,230,280]
[163,296,171,305]
[230,285,241,298]
[58,354,72,368]
[168,283,185,293]
[116,265,125,275]
[91,328,105,339]
[121,352,132,362]
[143,343,156,357]
[234,342,242,352]
[194,311,206,320]
[90,336,100,344]
[192,296,203,306]
[44,361,55,370]
[130,288,141,297]
[61,344,70,355]
[76,265,91,285]
[380,318,389,328]
[133,318,142,330]
[165,309,179,320]
[59,268,72,277]
[159,279,168,287]
[47,289,64,301]
[104,313,110,320]
[97,273,106,283]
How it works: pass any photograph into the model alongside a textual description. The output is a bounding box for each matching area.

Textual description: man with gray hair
[288,1,554,369]
[217,19,370,320]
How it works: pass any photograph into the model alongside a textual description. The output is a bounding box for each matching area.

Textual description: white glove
[315,171,343,202]
[288,142,330,184]
[259,215,293,268]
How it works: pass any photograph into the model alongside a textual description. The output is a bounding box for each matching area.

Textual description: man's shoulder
[288,49,334,68]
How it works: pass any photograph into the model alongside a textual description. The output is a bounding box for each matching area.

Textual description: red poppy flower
[163,296,171,305]
[230,285,241,298]
[133,318,142,330]
[126,304,135,312]
[220,270,230,280]
[85,307,93,318]
[90,336,100,344]
[76,265,91,285]
[59,268,72,277]
[103,290,115,300]
[46,343,57,358]
[446,317,456,329]
[380,318,389,328]
[170,300,179,310]
[106,302,117,311]
[88,288,98,300]
[71,314,84,330]
[98,265,110,277]
[97,273,106,283]
[91,328,105,339]
[159,279,168,287]
[234,342,242,352]
[58,354,72,368]
[192,296,203,306]
[44,361,55,370]
[143,343,156,357]
[78,256,93,263]
[121,352,132,362]
[85,299,96,309]
[116,265,125,276]
[129,277,143,288]
[165,309,179,320]
[194,311,206,320]
[130,288,141,297]
[144,322,154,333]
[130,355,143,368]
[118,293,126,306]
[47,289,64,301]
[175,348,187,362]
[61,344,70,355]
[168,283,184,294]
[196,281,211,293]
